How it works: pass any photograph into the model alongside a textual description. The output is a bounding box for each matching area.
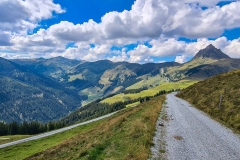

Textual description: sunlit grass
[0,135,31,145]
[102,80,197,104]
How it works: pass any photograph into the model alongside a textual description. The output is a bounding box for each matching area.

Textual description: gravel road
[165,92,240,160]
[0,111,119,149]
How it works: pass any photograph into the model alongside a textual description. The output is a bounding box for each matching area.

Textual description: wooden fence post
[219,94,222,110]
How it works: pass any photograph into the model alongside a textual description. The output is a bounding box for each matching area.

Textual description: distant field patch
[102,80,197,104]
[68,74,84,82]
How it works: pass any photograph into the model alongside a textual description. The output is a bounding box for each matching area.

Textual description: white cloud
[0,0,65,46]
[184,0,234,7]
[0,0,240,63]
[0,31,12,46]
[107,52,129,62]
[121,36,240,63]
[175,55,188,63]
[30,0,240,44]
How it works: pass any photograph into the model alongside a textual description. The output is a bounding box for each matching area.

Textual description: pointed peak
[206,44,215,49]
[192,44,230,60]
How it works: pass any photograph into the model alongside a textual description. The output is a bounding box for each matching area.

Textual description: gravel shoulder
[0,111,119,149]
[165,92,240,160]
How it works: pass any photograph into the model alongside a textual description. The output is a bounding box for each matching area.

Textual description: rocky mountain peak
[192,44,230,60]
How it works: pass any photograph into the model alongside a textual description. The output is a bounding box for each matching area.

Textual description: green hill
[177,69,240,133]
[66,60,180,101]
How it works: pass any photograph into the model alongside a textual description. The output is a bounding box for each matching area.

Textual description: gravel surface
[149,102,167,160]
[0,111,119,149]
[165,92,240,160]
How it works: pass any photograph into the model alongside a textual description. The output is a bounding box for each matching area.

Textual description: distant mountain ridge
[11,56,81,80]
[192,44,230,60]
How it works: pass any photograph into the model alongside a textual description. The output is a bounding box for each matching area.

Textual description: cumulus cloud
[184,0,234,7]
[0,31,12,46]
[120,36,240,63]
[175,55,188,63]
[0,0,29,23]
[0,0,65,47]
[0,0,240,63]
[29,0,240,45]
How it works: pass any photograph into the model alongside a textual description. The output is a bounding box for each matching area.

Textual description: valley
[1,44,240,159]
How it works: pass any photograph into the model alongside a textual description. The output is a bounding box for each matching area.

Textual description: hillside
[177,69,240,132]
[66,60,180,101]
[185,58,240,79]
[0,96,166,160]
[12,58,180,102]
[102,80,196,104]
[0,57,86,123]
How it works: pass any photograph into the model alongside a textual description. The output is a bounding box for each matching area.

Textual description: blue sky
[0,0,240,63]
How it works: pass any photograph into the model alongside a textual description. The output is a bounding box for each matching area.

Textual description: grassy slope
[177,69,240,133]
[0,135,31,145]
[0,96,165,160]
[166,58,218,80]
[167,58,218,74]
[102,80,197,104]
[127,74,169,90]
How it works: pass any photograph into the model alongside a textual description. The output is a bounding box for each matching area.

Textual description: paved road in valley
[165,92,240,160]
[0,111,119,149]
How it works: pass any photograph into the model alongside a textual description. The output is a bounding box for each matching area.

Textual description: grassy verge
[102,80,196,104]
[0,135,31,145]
[1,95,165,160]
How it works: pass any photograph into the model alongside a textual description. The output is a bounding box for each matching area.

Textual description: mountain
[163,45,239,81]
[12,57,180,102]
[66,60,180,101]
[11,56,81,80]
[0,57,86,123]
[177,69,240,132]
[192,44,230,60]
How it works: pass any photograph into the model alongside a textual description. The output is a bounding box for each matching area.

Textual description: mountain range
[1,44,240,123]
